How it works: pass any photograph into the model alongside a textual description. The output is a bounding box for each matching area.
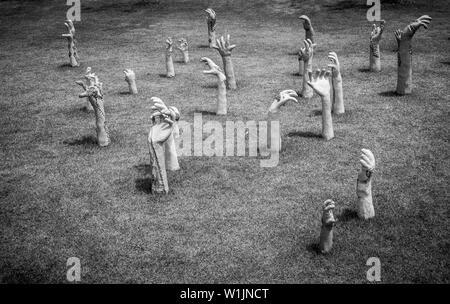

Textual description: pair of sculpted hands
[149,97,180,143]
[165,37,189,53]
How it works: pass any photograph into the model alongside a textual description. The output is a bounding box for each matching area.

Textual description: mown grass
[0,0,449,283]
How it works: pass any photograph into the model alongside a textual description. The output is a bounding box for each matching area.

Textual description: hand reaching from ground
[268,90,298,113]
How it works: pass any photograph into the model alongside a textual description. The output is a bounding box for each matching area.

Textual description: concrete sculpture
[298,15,315,75]
[328,52,344,114]
[299,39,314,99]
[357,149,376,220]
[148,97,180,194]
[319,199,336,254]
[165,37,175,78]
[205,8,217,48]
[62,20,79,67]
[124,69,138,95]
[213,35,237,90]
[76,69,110,147]
[201,57,227,115]
[369,20,385,72]
[307,69,334,140]
[395,15,432,95]
[268,90,298,114]
[177,38,189,63]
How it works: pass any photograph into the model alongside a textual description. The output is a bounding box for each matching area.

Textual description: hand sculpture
[79,67,97,111]
[369,20,385,72]
[307,69,334,141]
[177,38,189,63]
[76,69,110,147]
[205,8,217,48]
[148,97,180,194]
[124,69,138,95]
[201,57,227,115]
[356,149,375,219]
[268,90,298,114]
[327,52,344,114]
[213,35,237,90]
[299,39,315,99]
[319,199,336,254]
[62,20,79,67]
[299,15,315,43]
[165,37,175,78]
[395,15,432,95]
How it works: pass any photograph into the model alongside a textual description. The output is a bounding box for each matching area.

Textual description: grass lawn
[0,0,449,283]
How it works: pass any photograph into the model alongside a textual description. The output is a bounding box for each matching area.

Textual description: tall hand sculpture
[62,20,79,67]
[319,199,336,254]
[76,70,110,147]
[299,39,314,99]
[165,37,175,78]
[369,20,385,72]
[205,8,217,48]
[213,35,237,90]
[395,15,432,95]
[148,97,180,194]
[79,67,97,111]
[356,149,375,220]
[268,90,298,114]
[124,69,138,95]
[327,52,344,114]
[299,15,315,43]
[307,69,334,141]
[201,57,227,115]
[177,38,189,63]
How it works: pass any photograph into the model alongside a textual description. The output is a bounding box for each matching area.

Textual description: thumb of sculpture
[124,69,138,95]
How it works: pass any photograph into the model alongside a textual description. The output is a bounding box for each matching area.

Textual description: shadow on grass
[135,177,152,194]
[440,61,450,65]
[158,74,175,78]
[201,83,218,89]
[119,91,131,95]
[324,0,367,10]
[306,243,321,254]
[287,131,322,139]
[358,68,371,73]
[310,109,321,116]
[337,208,358,222]
[197,44,210,49]
[189,109,217,116]
[378,90,400,97]
[57,63,78,70]
[63,135,97,146]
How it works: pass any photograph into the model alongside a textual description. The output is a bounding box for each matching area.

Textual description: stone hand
[403,15,432,38]
[327,51,340,77]
[360,148,375,177]
[269,90,298,113]
[307,69,332,98]
[166,37,173,53]
[124,69,135,82]
[201,57,226,79]
[205,8,216,30]
[213,34,236,57]
[177,38,188,52]
[370,20,385,44]
[299,15,312,30]
[322,199,336,226]
[299,38,314,62]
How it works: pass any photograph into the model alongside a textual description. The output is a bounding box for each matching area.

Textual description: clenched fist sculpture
[369,20,385,72]
[62,20,79,67]
[395,15,432,95]
[205,8,217,48]
[148,97,180,194]
[165,37,175,78]
[327,52,344,114]
[201,57,227,115]
[319,199,336,254]
[307,69,334,141]
[213,35,237,90]
[177,38,189,63]
[124,69,138,95]
[356,149,375,219]
[76,69,110,147]
[268,90,298,114]
[299,39,315,99]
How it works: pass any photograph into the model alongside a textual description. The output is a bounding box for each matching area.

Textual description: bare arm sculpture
[165,37,175,78]
[213,35,237,90]
[297,16,314,75]
[62,20,79,67]
[268,90,298,114]
[148,97,180,194]
[356,149,375,219]
[319,199,336,254]
[124,69,138,95]
[201,57,227,115]
[79,67,96,111]
[76,70,110,147]
[205,8,217,48]
[327,51,344,114]
[299,39,314,99]
[177,38,189,63]
[369,20,385,72]
[307,69,334,141]
[395,15,432,95]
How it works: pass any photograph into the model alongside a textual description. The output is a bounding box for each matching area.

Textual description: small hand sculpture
[165,37,175,78]
[299,15,315,43]
[395,15,431,95]
[268,90,298,114]
[327,51,344,114]
[177,38,189,63]
[357,149,376,219]
[148,97,180,194]
[124,69,138,95]
[319,199,336,254]
[299,39,315,98]
[213,34,237,90]
[307,69,334,141]
[201,57,227,115]
[62,19,79,67]
[76,70,109,147]
[205,8,217,48]
[369,20,385,72]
